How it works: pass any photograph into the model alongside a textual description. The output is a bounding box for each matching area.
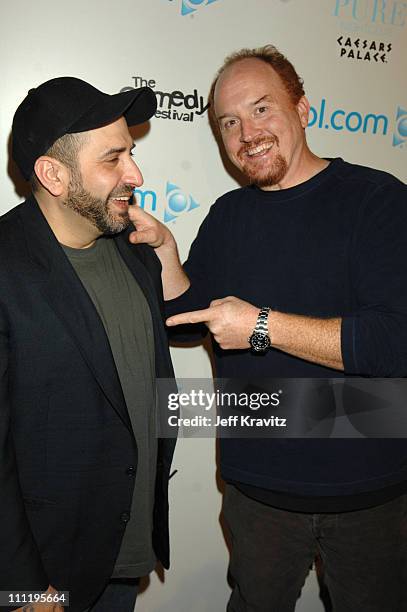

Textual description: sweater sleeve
[341,180,407,376]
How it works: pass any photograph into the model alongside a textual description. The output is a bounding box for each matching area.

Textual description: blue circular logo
[188,0,205,5]
[398,116,407,138]
[168,192,188,213]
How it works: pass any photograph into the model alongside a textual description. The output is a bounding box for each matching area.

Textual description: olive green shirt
[63,236,157,578]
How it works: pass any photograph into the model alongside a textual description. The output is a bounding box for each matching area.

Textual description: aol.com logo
[308,98,389,135]
[393,106,407,147]
[172,0,218,17]
[133,181,200,223]
[307,99,407,152]
[164,182,199,222]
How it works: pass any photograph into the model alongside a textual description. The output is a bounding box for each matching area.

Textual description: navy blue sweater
[167,158,407,511]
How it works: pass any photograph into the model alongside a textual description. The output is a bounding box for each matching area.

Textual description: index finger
[128,202,155,223]
[166,308,214,326]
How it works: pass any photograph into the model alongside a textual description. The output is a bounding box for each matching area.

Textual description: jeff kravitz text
[167,415,287,428]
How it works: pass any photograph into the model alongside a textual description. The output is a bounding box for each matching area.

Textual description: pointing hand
[166,296,260,350]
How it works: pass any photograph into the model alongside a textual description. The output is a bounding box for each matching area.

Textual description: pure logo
[333,0,407,27]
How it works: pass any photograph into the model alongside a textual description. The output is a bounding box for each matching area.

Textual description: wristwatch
[248,306,271,352]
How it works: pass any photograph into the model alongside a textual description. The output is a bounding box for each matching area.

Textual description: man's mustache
[108,186,134,199]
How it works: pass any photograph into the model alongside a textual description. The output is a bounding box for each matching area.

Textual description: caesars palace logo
[336,36,393,62]
[121,76,209,123]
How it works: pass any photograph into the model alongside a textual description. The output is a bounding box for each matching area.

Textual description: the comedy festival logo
[308,99,407,149]
[134,181,200,223]
[168,0,219,17]
[121,76,209,123]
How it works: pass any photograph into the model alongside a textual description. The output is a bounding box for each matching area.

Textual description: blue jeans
[86,578,139,612]
[223,484,407,612]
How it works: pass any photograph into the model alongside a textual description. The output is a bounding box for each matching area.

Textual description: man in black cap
[0,77,176,612]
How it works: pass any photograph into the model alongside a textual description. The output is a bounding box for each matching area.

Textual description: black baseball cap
[12,76,158,180]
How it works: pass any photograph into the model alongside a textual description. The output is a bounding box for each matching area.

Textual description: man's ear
[296,96,311,129]
[33,156,70,197]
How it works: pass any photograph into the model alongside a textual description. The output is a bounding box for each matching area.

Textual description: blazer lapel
[20,197,132,432]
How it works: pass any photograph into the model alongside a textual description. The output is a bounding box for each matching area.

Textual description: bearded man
[0,77,176,612]
[129,45,407,612]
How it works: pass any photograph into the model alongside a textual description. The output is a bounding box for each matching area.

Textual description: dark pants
[223,484,407,612]
[86,578,139,612]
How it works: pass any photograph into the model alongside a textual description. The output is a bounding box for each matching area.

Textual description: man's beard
[237,136,288,188]
[63,167,132,235]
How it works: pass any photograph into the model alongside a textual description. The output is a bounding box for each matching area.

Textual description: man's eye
[224,119,237,129]
[106,158,119,164]
[256,106,268,115]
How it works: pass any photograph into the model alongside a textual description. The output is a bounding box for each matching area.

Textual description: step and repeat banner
[1,1,406,610]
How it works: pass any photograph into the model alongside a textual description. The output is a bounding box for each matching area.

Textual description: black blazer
[0,196,177,612]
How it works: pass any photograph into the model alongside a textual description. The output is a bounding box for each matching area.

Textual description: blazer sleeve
[0,305,49,602]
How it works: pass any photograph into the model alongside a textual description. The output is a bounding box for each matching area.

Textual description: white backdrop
[1,1,406,610]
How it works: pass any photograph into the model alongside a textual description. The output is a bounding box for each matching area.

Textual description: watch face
[249,332,271,352]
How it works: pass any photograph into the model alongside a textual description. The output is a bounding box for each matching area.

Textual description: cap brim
[69,86,157,133]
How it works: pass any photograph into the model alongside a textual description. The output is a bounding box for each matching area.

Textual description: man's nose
[123,158,144,188]
[239,118,260,143]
